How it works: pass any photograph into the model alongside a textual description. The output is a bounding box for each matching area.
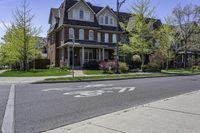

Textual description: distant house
[47,0,161,68]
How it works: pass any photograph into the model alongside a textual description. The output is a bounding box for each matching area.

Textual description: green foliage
[119,62,129,73]
[191,66,200,72]
[0,0,41,71]
[154,22,175,69]
[142,63,161,72]
[132,55,141,62]
[120,0,156,68]
[60,66,71,72]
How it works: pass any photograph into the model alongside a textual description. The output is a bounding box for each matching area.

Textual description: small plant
[99,61,116,73]
[60,66,71,72]
[132,55,141,62]
[83,61,99,70]
[191,66,200,72]
[119,62,129,73]
[142,63,161,72]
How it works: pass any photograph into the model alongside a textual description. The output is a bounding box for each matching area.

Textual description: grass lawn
[45,73,172,81]
[83,70,105,75]
[0,69,71,77]
[162,69,200,74]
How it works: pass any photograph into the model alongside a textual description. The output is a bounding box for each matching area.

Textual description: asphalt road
[1,75,200,133]
[0,85,10,133]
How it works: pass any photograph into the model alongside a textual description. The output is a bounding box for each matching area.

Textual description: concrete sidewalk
[45,90,200,133]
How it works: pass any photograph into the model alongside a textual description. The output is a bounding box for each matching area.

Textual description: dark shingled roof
[50,0,161,32]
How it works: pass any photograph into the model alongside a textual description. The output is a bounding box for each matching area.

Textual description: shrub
[99,61,116,73]
[132,55,142,69]
[132,55,141,62]
[119,62,129,73]
[60,66,71,72]
[83,61,99,70]
[191,66,200,72]
[99,61,129,74]
[142,63,161,72]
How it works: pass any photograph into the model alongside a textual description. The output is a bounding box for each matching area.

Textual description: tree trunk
[166,59,169,70]
[183,51,187,68]
[141,54,145,70]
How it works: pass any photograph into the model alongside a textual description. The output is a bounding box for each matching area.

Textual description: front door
[70,48,81,67]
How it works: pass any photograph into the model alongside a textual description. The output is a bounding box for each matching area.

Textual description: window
[105,16,109,24]
[100,16,104,24]
[79,29,84,40]
[84,49,93,62]
[79,10,84,19]
[97,32,101,42]
[89,30,94,40]
[69,28,74,39]
[105,33,109,43]
[112,34,117,43]
[110,17,113,25]
[85,11,90,20]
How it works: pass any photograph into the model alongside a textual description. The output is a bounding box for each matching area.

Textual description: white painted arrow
[80,84,113,88]
[118,87,136,93]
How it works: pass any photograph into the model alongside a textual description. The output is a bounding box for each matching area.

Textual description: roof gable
[96,6,117,19]
[48,8,59,24]
[67,0,95,14]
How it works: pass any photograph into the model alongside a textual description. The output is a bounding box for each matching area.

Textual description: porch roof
[57,41,116,49]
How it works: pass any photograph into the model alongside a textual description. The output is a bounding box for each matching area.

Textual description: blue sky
[0,0,199,42]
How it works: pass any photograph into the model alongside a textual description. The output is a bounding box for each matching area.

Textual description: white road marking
[41,88,64,92]
[81,84,113,88]
[128,87,136,92]
[64,90,112,98]
[62,87,136,98]
[2,84,15,133]
[118,88,127,93]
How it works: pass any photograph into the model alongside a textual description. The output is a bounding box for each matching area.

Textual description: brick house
[47,0,131,68]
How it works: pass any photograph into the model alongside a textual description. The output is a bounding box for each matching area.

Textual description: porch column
[102,48,105,61]
[61,48,65,63]
[67,46,70,67]
[99,48,101,61]
[81,46,85,67]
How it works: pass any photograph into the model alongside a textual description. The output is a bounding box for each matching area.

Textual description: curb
[32,73,200,84]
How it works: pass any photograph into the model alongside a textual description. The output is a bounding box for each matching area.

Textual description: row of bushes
[83,60,129,74]
[83,60,163,73]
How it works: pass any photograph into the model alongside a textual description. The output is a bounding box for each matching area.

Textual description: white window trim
[79,29,84,40]
[69,28,74,39]
[79,9,84,19]
[112,34,117,43]
[97,32,101,42]
[105,33,109,43]
[89,30,94,41]
[98,15,116,27]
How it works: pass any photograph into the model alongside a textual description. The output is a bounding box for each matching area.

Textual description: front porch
[58,44,115,68]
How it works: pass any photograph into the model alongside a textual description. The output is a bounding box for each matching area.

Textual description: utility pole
[116,0,126,74]
[72,34,75,79]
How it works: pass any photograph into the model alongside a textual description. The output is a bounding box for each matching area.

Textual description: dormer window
[105,16,109,24]
[100,16,104,24]
[110,17,113,25]
[79,10,84,19]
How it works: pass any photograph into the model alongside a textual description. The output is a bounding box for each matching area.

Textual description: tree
[172,4,200,68]
[155,18,175,70]
[1,0,41,71]
[120,0,156,69]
